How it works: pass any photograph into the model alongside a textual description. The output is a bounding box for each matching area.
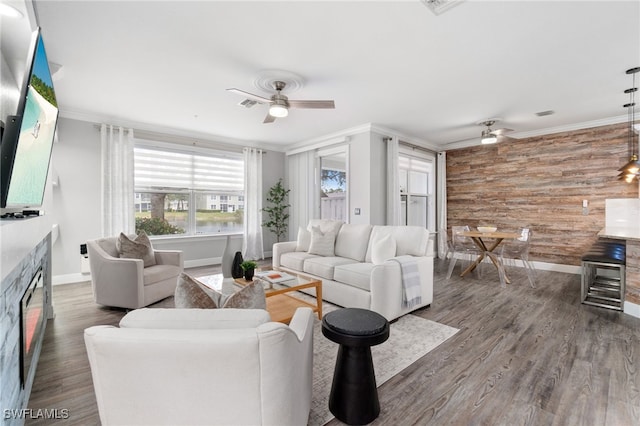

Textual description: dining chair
[438,227,452,261]
[446,226,482,279]
[499,228,536,287]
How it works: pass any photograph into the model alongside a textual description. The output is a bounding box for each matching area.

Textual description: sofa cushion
[303,256,357,280]
[371,234,396,265]
[281,252,320,271]
[308,226,337,256]
[365,226,429,262]
[333,263,376,291]
[307,219,343,235]
[334,224,372,261]
[143,264,182,286]
[117,231,156,267]
[295,227,311,252]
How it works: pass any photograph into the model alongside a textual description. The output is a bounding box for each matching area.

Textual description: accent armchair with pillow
[272,220,434,321]
[84,307,314,426]
[87,232,183,309]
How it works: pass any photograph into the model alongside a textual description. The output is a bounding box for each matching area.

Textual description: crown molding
[506,114,629,140]
[58,108,284,152]
[442,114,632,151]
[284,122,438,154]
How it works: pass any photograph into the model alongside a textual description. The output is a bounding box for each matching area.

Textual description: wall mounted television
[1,27,58,209]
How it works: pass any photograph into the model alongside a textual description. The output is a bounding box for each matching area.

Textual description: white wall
[48,118,101,277]
[50,117,286,280]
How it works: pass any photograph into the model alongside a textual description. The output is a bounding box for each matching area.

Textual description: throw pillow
[117,231,156,267]
[174,273,220,309]
[371,234,396,265]
[223,280,267,309]
[308,226,337,256]
[174,273,267,310]
[295,227,311,252]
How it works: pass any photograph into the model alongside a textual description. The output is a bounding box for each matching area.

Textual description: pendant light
[618,66,640,183]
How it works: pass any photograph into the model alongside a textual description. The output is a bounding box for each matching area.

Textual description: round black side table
[322,308,390,425]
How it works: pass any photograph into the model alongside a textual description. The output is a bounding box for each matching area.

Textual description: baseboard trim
[53,251,274,285]
[623,301,640,319]
[53,273,90,286]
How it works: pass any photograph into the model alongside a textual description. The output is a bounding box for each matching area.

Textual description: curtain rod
[399,140,436,154]
[93,124,266,154]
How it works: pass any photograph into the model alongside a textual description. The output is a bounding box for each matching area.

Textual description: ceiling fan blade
[263,113,276,124]
[226,88,271,104]
[491,128,514,136]
[497,134,515,142]
[288,100,335,109]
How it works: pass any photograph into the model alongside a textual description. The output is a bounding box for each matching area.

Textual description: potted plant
[262,179,290,243]
[240,260,258,281]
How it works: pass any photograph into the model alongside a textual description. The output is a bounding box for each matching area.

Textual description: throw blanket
[389,255,422,309]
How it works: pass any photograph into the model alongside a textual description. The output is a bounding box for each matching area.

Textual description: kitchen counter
[598,226,640,241]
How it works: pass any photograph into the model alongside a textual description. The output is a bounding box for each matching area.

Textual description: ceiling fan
[478,119,514,144]
[227,81,335,123]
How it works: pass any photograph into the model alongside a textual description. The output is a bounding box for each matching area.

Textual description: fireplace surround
[1,217,53,426]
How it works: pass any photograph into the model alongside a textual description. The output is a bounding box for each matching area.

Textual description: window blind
[134,146,244,192]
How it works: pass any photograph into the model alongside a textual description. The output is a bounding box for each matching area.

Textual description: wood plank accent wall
[446,122,639,266]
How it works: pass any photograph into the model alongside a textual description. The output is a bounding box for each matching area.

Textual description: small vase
[244,268,255,281]
[231,252,244,278]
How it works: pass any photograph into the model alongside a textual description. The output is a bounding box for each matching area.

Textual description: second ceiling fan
[227,81,335,123]
[478,119,514,144]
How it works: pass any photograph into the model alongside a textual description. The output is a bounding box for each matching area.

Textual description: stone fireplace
[0,217,53,426]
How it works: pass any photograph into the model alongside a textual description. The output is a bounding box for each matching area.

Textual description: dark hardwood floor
[27,260,640,425]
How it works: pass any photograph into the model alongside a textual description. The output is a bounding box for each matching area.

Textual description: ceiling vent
[238,99,258,108]
[535,110,555,117]
[421,0,465,16]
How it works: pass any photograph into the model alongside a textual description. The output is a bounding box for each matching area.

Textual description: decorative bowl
[477,226,497,233]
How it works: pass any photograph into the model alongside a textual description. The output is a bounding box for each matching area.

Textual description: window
[134,145,244,236]
[318,147,348,221]
[399,150,435,230]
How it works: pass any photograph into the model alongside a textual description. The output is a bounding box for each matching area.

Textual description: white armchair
[84,307,314,426]
[86,236,183,309]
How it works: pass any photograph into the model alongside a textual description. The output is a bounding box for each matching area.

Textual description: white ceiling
[12,1,640,150]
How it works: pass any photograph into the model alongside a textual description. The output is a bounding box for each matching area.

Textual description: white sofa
[273,220,434,321]
[84,307,314,426]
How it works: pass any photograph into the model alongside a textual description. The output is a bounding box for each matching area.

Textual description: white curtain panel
[386,137,401,225]
[436,151,448,258]
[243,147,264,260]
[100,124,134,237]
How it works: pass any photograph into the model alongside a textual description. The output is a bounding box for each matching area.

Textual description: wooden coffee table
[234,271,322,324]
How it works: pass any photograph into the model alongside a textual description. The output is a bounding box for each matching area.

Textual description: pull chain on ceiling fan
[227,81,335,124]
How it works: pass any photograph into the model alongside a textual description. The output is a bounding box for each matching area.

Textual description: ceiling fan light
[481,129,497,144]
[269,104,288,118]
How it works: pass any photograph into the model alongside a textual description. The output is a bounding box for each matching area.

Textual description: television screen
[1,28,58,209]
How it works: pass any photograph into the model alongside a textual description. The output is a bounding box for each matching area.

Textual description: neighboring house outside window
[134,144,244,236]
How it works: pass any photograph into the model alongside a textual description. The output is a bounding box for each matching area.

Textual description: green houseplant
[262,179,290,242]
[240,260,258,281]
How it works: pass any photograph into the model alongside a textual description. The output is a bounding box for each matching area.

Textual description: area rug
[309,308,458,426]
